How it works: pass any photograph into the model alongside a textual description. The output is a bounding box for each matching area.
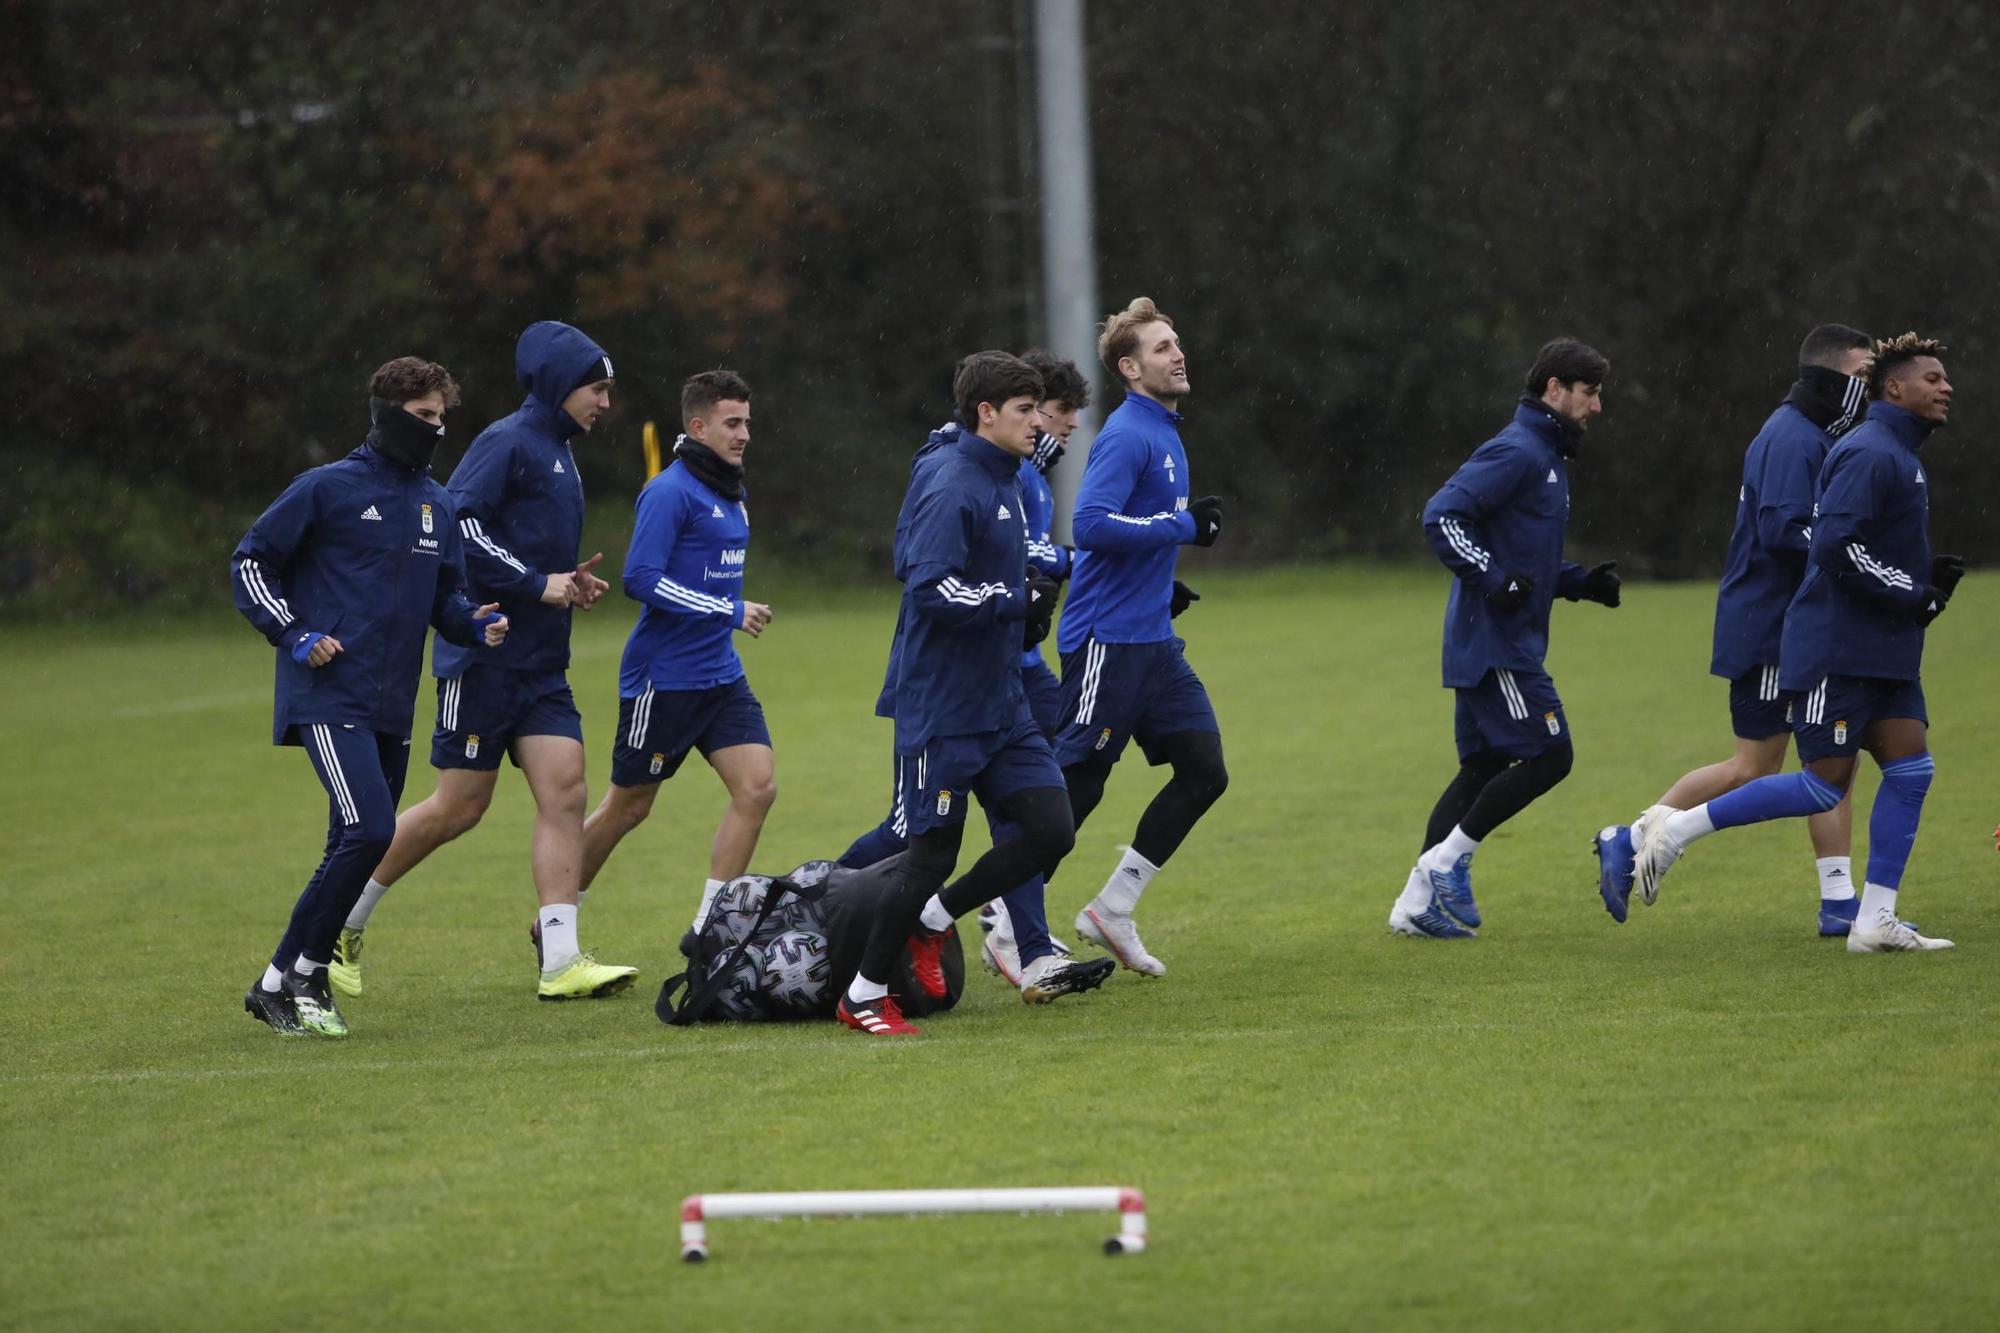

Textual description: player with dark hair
[1390,338,1623,938]
[1040,297,1227,978]
[334,322,636,1003]
[1626,334,1960,953]
[1595,324,1872,929]
[575,369,778,935]
[838,351,1109,1036]
[234,357,509,1036]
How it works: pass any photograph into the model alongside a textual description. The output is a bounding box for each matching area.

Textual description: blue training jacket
[1057,392,1196,653]
[891,429,1032,751]
[1709,401,1843,681]
[1422,401,1591,687]
[617,447,752,694]
[233,444,490,744]
[1779,401,1937,688]
[870,423,965,719]
[433,322,611,678]
[1019,432,1072,668]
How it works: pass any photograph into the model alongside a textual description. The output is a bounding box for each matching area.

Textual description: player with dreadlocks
[1624,333,1963,952]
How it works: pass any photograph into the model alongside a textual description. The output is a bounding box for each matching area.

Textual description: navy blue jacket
[1058,393,1196,652]
[617,453,753,694]
[871,423,960,720]
[1779,401,1937,688]
[1709,402,1841,680]
[891,430,1032,751]
[233,445,488,744]
[433,322,611,678]
[1422,402,1590,687]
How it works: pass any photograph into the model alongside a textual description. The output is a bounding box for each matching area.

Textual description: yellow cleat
[536,952,639,1002]
[328,928,365,998]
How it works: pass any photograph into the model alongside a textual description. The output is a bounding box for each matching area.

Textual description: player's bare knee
[737,773,777,816]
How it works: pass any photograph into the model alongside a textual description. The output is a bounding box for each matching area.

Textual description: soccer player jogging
[837,352,1102,1036]
[1622,335,1962,953]
[335,322,637,1002]
[1390,339,1623,939]
[1045,297,1227,977]
[574,371,777,936]
[234,357,509,1038]
[1593,325,1871,931]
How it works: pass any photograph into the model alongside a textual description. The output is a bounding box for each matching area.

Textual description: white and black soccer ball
[761,928,833,1013]
[704,946,770,1022]
[703,875,771,945]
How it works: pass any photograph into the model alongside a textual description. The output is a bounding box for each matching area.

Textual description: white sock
[1394,865,1432,915]
[692,878,725,932]
[1662,805,1717,846]
[1418,826,1480,874]
[346,878,393,931]
[260,964,285,993]
[1815,857,1855,901]
[1097,847,1161,915]
[539,903,580,973]
[292,956,325,976]
[1858,881,1898,922]
[846,973,888,1003]
[919,895,953,933]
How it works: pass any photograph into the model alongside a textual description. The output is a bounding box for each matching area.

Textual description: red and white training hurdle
[679,1186,1149,1261]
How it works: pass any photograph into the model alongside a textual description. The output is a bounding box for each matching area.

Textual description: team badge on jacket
[420,503,434,534]
[936,789,952,817]
[465,734,480,759]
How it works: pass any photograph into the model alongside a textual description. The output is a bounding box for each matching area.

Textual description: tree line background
[4,0,1996,617]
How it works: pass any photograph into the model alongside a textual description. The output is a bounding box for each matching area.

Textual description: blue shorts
[1789,675,1926,762]
[1021,657,1063,736]
[1729,665,1789,740]
[898,715,1065,838]
[1454,667,1567,761]
[1051,637,1219,768]
[431,666,582,771]
[611,676,770,787]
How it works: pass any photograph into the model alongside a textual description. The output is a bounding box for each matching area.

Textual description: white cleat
[1630,804,1683,906]
[981,920,1024,986]
[1075,903,1166,976]
[1847,910,1954,953]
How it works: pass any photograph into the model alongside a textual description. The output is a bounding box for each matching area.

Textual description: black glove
[1023,571,1060,648]
[1170,580,1201,619]
[1581,560,1622,608]
[1187,495,1223,547]
[1913,585,1950,627]
[1931,554,1965,599]
[1489,571,1534,612]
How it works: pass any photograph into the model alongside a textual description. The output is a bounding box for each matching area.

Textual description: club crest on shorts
[420,502,433,534]
[1095,727,1112,751]
[936,789,952,817]
[465,733,480,759]
[1544,711,1560,736]
[1834,720,1848,745]
[649,752,665,776]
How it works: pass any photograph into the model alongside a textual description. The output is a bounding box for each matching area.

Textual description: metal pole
[1033,0,1099,542]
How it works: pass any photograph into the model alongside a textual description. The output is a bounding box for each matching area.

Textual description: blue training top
[1057,392,1196,653]
[617,452,752,694]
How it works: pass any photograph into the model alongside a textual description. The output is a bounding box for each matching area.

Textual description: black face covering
[1519,394,1585,457]
[368,397,446,471]
[1785,364,1868,437]
[673,433,745,499]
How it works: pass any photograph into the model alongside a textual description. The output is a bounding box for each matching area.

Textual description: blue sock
[1865,753,1933,889]
[1706,769,1844,831]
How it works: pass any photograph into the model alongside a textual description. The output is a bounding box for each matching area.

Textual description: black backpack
[655,858,965,1025]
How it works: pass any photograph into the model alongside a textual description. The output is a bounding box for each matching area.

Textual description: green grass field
[3,565,1996,1331]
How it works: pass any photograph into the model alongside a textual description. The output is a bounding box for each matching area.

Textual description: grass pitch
[2,565,1996,1331]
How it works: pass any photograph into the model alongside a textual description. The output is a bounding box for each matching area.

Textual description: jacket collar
[956,429,1030,478]
[1511,399,1570,456]
[1121,390,1183,426]
[517,393,584,442]
[1865,399,1935,450]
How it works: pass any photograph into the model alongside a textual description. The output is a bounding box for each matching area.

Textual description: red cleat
[906,929,949,998]
[837,994,920,1036]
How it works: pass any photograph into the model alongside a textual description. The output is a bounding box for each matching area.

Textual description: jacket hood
[516,321,613,415]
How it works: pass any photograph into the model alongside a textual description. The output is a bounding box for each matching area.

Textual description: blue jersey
[434,322,611,678]
[1422,402,1591,688]
[233,445,489,744]
[892,431,1032,750]
[1019,439,1072,668]
[1709,402,1840,680]
[1780,401,1936,688]
[617,455,752,694]
[1057,393,1196,652]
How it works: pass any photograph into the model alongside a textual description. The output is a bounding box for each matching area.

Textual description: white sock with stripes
[260,964,285,993]
[1418,826,1479,875]
[1097,848,1160,915]
[1815,857,1855,901]
[692,879,725,932]
[344,878,392,931]
[538,904,580,974]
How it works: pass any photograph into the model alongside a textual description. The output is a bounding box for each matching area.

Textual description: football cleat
[906,930,950,998]
[1020,954,1115,1004]
[328,927,365,998]
[243,983,305,1037]
[536,953,639,1001]
[1817,897,1861,937]
[1846,911,1953,954]
[981,924,1024,987]
[1594,825,1636,923]
[1630,804,1681,905]
[978,901,1005,936]
[282,967,348,1038]
[1427,852,1480,928]
[837,994,920,1036]
[1075,904,1166,976]
[1389,894,1477,939]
